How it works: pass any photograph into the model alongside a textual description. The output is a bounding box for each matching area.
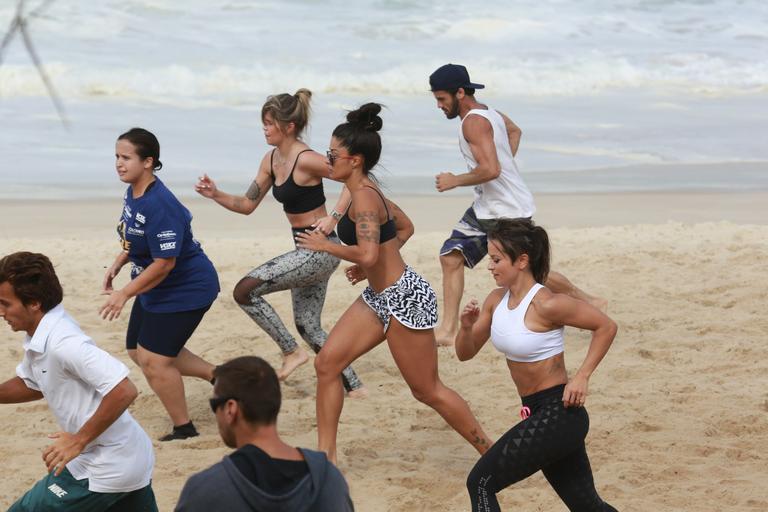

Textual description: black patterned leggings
[467,384,617,512]
[234,231,363,391]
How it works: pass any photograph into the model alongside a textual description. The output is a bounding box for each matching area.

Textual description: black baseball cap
[429,63,485,92]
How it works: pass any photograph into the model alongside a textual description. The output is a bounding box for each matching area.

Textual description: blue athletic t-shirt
[117,179,220,313]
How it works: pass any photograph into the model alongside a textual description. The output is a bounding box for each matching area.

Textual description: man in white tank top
[429,64,605,346]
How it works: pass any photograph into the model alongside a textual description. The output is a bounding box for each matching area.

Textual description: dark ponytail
[117,127,162,171]
[331,103,383,174]
[487,219,551,283]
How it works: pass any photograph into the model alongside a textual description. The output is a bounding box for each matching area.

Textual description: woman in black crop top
[295,103,491,465]
[195,89,364,396]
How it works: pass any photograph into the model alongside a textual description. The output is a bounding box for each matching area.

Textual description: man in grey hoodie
[175,356,354,512]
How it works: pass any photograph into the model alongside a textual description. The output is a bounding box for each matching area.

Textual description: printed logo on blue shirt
[159,242,177,251]
[136,212,146,224]
[156,230,176,239]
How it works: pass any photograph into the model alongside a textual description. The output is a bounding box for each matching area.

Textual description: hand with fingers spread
[99,289,129,321]
[43,432,86,477]
[194,173,218,198]
[562,374,589,408]
[294,228,331,252]
[344,264,367,285]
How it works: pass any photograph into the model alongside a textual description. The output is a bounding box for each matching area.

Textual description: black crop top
[270,149,326,214]
[337,186,397,246]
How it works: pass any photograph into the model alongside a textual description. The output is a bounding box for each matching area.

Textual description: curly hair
[0,252,63,311]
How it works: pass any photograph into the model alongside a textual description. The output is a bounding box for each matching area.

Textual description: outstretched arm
[0,376,43,403]
[195,153,273,215]
[43,377,138,476]
[435,115,501,191]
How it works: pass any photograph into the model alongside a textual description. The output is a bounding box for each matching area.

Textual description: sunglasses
[209,395,238,413]
[326,150,353,166]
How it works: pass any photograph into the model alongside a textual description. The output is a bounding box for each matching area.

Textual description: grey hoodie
[175,448,354,512]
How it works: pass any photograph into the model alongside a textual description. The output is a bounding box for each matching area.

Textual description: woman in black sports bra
[296,103,491,465]
[195,89,364,395]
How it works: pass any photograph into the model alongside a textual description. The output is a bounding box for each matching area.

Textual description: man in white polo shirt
[0,251,157,511]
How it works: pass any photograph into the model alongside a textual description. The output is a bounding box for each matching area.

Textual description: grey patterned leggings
[233,231,363,391]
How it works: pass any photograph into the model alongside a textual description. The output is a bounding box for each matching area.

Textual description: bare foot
[277,349,309,381]
[434,325,457,347]
[347,386,369,399]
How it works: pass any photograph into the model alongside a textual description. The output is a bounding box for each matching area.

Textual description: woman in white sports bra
[455,218,618,512]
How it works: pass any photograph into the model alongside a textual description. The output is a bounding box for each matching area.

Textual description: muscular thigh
[474,403,588,489]
[385,320,439,389]
[319,297,386,371]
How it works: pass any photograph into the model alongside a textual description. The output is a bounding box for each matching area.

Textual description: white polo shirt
[16,304,155,493]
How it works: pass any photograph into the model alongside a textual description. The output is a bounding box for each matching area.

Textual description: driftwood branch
[0,0,69,127]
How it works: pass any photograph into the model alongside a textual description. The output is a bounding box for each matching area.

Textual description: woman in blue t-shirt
[101,127,220,441]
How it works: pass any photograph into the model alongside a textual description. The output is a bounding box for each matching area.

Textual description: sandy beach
[1,191,767,511]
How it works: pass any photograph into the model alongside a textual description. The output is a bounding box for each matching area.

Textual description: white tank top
[490,283,564,363]
[459,108,536,220]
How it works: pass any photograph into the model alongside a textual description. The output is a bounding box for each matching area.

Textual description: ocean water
[1,0,767,199]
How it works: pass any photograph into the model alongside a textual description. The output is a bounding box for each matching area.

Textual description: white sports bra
[490,283,564,363]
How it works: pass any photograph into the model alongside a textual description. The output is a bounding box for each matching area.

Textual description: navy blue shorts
[126,300,211,357]
[440,207,530,269]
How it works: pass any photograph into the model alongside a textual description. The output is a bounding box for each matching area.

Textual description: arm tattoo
[245,180,261,201]
[355,210,380,243]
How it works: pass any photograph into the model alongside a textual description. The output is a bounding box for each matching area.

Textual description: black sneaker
[159,421,199,442]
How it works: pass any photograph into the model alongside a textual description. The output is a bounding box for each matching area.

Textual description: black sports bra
[337,186,397,246]
[270,149,326,214]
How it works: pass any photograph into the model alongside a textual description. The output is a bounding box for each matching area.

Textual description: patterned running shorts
[361,266,438,332]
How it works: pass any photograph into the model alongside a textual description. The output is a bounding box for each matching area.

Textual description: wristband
[330,209,342,221]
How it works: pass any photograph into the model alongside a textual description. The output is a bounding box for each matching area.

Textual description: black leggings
[467,384,617,512]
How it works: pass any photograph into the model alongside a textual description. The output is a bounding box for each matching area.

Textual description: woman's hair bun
[346,102,383,132]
